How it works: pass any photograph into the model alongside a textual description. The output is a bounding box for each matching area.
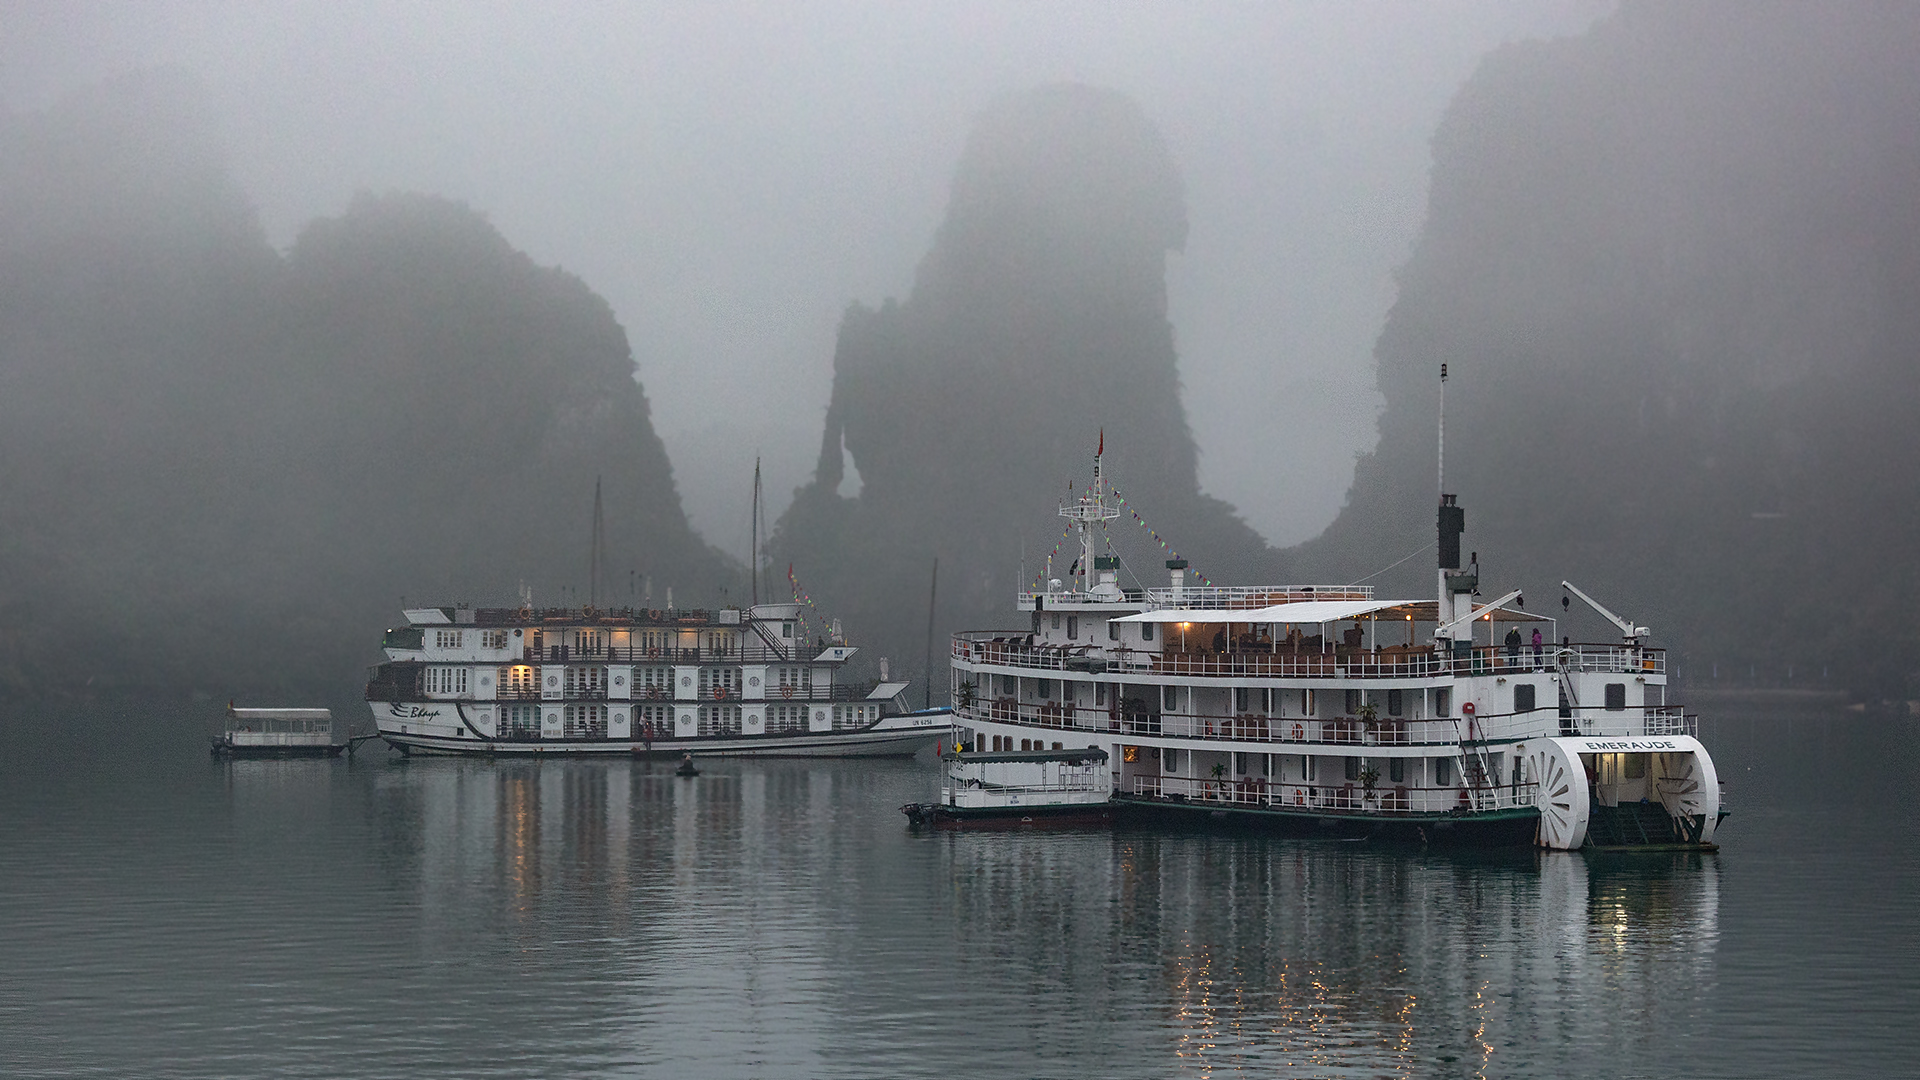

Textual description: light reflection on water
[0,706,1912,1078]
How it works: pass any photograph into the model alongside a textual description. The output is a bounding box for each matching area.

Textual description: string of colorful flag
[1027,522,1077,590]
[1111,486,1212,586]
[787,563,825,638]
[1027,490,1213,590]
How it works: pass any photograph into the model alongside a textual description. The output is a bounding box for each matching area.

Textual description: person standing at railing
[1504,627,1522,670]
[1531,627,1543,669]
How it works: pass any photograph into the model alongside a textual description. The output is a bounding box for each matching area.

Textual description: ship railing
[952,703,1691,745]
[621,684,871,704]
[508,644,799,664]
[1131,775,1538,814]
[951,635,1665,678]
[941,777,1111,798]
[1141,585,1375,608]
[218,731,334,746]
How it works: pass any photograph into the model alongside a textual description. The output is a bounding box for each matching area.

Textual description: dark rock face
[0,75,730,702]
[1293,2,1920,696]
[774,85,1272,682]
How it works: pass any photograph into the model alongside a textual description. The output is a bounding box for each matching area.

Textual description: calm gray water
[2,702,1915,1078]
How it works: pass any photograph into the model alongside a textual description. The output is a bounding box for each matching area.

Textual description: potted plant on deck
[1359,762,1381,806]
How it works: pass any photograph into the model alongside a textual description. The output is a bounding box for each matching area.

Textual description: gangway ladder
[1553,647,1582,735]
[1448,715,1499,811]
[747,617,792,662]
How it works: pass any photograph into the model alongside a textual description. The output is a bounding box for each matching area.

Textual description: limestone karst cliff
[772,85,1274,684]
[0,75,732,703]
[1292,1,1920,697]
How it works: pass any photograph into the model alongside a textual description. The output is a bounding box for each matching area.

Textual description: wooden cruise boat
[365,602,947,756]
[947,428,1723,850]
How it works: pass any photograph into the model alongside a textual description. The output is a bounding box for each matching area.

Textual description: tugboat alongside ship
[901,746,1115,830]
[936,416,1723,850]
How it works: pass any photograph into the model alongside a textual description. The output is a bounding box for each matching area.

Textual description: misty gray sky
[3,0,1607,557]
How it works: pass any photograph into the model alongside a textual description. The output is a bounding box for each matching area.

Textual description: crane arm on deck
[1433,588,1525,641]
[1560,581,1648,644]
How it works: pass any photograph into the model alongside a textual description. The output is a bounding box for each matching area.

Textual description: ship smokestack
[1438,494,1464,570]
[1167,559,1187,603]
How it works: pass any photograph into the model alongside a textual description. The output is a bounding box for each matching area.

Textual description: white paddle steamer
[948,436,1723,850]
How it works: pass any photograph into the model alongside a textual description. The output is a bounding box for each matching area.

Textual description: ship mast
[750,457,762,608]
[1059,431,1120,594]
[589,476,605,611]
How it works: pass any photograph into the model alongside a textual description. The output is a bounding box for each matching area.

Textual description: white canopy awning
[1113,600,1412,625]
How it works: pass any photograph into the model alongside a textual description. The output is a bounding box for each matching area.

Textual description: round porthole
[614,675,625,686]
[546,675,558,687]
[480,676,491,686]
[749,676,761,687]
[681,675,692,687]
[513,629,522,637]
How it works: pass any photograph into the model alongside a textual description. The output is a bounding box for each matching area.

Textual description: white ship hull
[372,702,948,757]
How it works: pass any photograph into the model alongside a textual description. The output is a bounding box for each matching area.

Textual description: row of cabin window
[234,718,330,734]
[1156,748,1472,786]
[832,704,879,728]
[1031,613,1154,641]
[1511,683,1630,712]
[983,675,1450,718]
[431,629,749,654]
[497,666,787,694]
[989,735,1067,751]
[980,676,1632,717]
[499,703,816,739]
[431,630,514,650]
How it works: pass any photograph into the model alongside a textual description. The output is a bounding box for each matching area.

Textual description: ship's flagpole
[924,557,938,710]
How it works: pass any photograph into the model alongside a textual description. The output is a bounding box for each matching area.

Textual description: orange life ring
[1291,722,1304,741]
[781,684,794,699]
[713,686,728,701]
[1293,787,1305,805]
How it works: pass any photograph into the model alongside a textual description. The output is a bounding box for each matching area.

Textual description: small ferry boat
[902,746,1114,830]
[947,429,1723,850]
[212,706,341,757]
[364,602,948,756]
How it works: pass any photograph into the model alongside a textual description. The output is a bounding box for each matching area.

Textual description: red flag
[1097,428,1104,456]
